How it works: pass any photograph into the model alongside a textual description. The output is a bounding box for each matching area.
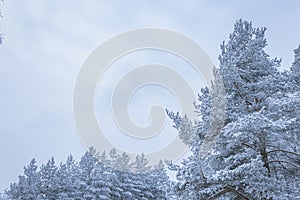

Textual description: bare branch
[267,160,300,168]
[267,149,300,157]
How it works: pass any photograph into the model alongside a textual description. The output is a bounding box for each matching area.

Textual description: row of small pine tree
[6,148,169,199]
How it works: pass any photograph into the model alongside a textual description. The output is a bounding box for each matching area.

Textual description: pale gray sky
[0,0,300,191]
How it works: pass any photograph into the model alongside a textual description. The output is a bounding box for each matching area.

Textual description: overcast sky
[0,0,300,191]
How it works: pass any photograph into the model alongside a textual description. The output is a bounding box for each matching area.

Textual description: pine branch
[224,186,251,200]
[208,186,251,200]
[242,143,256,150]
[207,187,230,200]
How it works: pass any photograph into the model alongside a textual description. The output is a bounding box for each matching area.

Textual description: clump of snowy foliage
[5,20,300,200]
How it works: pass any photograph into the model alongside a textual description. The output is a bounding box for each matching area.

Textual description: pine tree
[90,162,113,199]
[56,155,81,199]
[291,45,300,87]
[39,157,59,199]
[78,147,100,199]
[219,19,280,122]
[108,149,131,172]
[167,68,226,199]
[131,153,152,173]
[168,20,300,199]
[6,159,42,199]
[205,20,299,199]
[148,161,169,200]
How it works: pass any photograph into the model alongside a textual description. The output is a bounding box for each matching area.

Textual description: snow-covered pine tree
[166,67,226,199]
[6,159,41,199]
[218,19,280,123]
[147,161,170,200]
[131,153,151,173]
[262,92,300,199]
[168,19,300,199]
[259,48,300,199]
[291,45,300,87]
[39,157,59,199]
[56,155,81,199]
[204,20,300,199]
[203,20,277,199]
[109,149,131,172]
[78,147,101,199]
[113,154,162,199]
[90,162,115,199]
